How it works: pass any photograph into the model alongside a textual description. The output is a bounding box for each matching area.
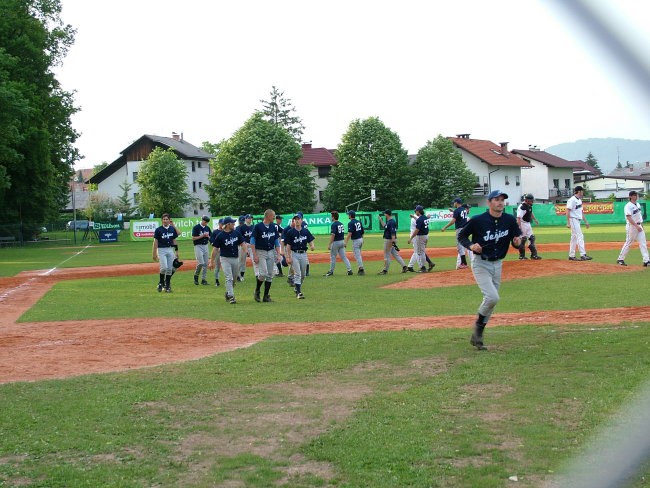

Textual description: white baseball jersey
[624,201,643,225]
[566,195,584,220]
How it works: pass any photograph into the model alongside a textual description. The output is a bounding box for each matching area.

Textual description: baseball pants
[383,239,406,270]
[256,249,276,283]
[220,255,240,297]
[193,244,209,280]
[238,244,248,276]
[329,240,351,272]
[157,247,175,276]
[213,253,222,280]
[618,225,649,262]
[568,218,586,258]
[471,255,503,324]
[291,252,308,286]
[412,234,428,268]
[351,238,364,268]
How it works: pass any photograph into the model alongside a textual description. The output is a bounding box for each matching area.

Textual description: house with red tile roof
[299,143,338,212]
[511,147,577,202]
[571,160,602,185]
[448,134,532,205]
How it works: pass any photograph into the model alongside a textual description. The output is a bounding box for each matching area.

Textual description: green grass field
[1,223,649,487]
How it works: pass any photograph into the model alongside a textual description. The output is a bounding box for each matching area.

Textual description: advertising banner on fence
[553,201,614,215]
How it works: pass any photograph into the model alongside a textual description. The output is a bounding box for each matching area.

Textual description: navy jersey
[237,223,253,243]
[212,230,243,258]
[191,223,211,246]
[284,227,314,252]
[383,218,397,239]
[251,222,279,251]
[154,225,178,248]
[457,211,521,260]
[348,218,364,239]
[415,214,429,236]
[210,228,222,245]
[330,220,345,241]
[453,206,469,229]
[518,203,533,223]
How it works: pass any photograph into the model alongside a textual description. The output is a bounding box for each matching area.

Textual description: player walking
[344,210,365,275]
[457,190,522,350]
[211,218,225,286]
[152,213,179,293]
[566,186,592,261]
[284,214,316,299]
[378,210,408,274]
[516,194,542,260]
[325,211,353,276]
[617,190,649,266]
[407,205,431,273]
[191,215,212,285]
[251,209,282,302]
[441,198,470,269]
[209,216,245,304]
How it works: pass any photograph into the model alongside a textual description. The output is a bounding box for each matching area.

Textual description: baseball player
[407,205,431,273]
[211,218,225,285]
[377,210,408,274]
[344,210,365,275]
[152,213,179,293]
[274,215,286,277]
[284,214,316,299]
[209,216,245,304]
[236,215,250,282]
[516,194,542,260]
[566,185,592,261]
[441,198,470,269]
[457,190,522,350]
[251,209,281,302]
[296,212,311,276]
[191,215,212,285]
[325,211,353,276]
[617,190,649,266]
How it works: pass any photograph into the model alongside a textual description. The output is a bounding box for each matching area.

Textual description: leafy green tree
[207,113,315,215]
[136,147,193,216]
[260,86,305,143]
[406,135,477,208]
[88,162,108,191]
[113,180,135,219]
[83,192,113,221]
[0,0,80,223]
[322,117,409,211]
[585,151,601,173]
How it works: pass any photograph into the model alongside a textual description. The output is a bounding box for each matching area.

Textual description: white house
[87,133,214,217]
[584,162,650,199]
[511,147,577,202]
[298,143,338,212]
[448,134,532,206]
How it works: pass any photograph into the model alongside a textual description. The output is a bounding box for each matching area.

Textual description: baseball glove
[392,242,400,252]
[172,258,183,269]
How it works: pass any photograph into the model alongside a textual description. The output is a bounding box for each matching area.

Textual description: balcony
[549,188,571,199]
[473,184,488,196]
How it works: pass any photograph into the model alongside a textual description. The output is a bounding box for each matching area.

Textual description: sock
[295,283,301,294]
[159,273,164,285]
[263,281,271,297]
[460,255,467,265]
[165,274,171,288]
[426,255,432,264]
[306,264,310,274]
[255,279,263,292]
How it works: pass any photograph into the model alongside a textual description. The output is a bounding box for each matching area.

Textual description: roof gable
[448,136,531,167]
[299,144,338,167]
[511,149,576,168]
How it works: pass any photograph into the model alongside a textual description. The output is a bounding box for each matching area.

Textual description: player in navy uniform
[209,216,245,304]
[442,198,470,269]
[344,210,365,275]
[378,209,407,274]
[251,209,282,302]
[236,215,252,282]
[325,211,353,276]
[210,218,225,286]
[408,205,431,273]
[273,215,286,277]
[457,190,522,350]
[516,194,541,260]
[152,213,179,293]
[284,214,316,299]
[296,212,311,276]
[191,215,212,285]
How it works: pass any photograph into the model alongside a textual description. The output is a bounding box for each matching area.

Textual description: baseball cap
[296,212,304,218]
[218,218,225,225]
[452,198,463,204]
[222,216,236,225]
[275,215,283,220]
[629,190,638,196]
[347,210,356,217]
[383,209,392,215]
[415,205,424,213]
[524,194,534,200]
[238,215,245,223]
[244,214,252,219]
[292,213,302,220]
[487,190,508,200]
[201,215,210,222]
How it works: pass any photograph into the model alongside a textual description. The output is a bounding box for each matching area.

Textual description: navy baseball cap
[238,215,245,223]
[222,216,236,225]
[245,214,252,219]
[347,210,356,217]
[487,190,508,200]
[629,190,638,196]
[383,209,392,215]
[292,214,302,220]
[415,205,424,213]
[452,198,463,204]
[218,218,225,225]
[296,212,304,218]
[201,215,210,222]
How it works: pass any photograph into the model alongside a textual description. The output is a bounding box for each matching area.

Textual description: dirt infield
[1,242,648,384]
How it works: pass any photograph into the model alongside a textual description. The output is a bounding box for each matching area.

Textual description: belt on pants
[479,255,500,262]
[293,250,307,254]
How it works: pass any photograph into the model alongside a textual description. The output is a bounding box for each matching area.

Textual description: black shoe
[617,259,628,266]
[324,271,334,277]
[287,279,294,286]
[215,279,220,287]
[644,262,650,267]
[236,276,241,282]
[418,267,427,273]
[580,255,593,261]
[224,292,231,302]
[530,255,542,260]
[262,295,273,303]
[519,256,528,260]
[165,287,172,293]
[428,262,435,271]
[378,269,388,275]
[406,266,415,272]
[568,256,579,261]
[194,275,199,285]
[157,283,163,292]
[358,268,365,275]
[277,271,284,277]
[229,297,237,304]
[201,279,209,285]
[470,333,487,351]
[296,292,305,299]
[347,270,353,275]
[254,290,261,302]
[402,266,408,273]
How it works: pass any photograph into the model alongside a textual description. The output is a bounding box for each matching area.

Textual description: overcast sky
[54,0,650,169]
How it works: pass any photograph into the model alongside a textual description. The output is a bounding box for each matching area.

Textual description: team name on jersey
[223,236,239,247]
[292,235,308,244]
[160,231,175,240]
[261,231,276,240]
[483,228,510,243]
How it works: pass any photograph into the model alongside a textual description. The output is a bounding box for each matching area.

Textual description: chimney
[499,142,509,153]
[456,133,470,139]
[528,145,539,151]
[302,142,312,149]
[171,132,180,141]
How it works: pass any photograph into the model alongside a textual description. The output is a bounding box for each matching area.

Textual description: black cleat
[201,279,209,285]
[229,296,237,304]
[644,262,650,267]
[470,334,487,351]
[347,270,353,275]
[568,256,579,261]
[324,271,334,277]
[402,266,409,273]
[418,266,428,273]
[519,256,528,260]
[580,255,593,261]
[262,295,273,303]
[194,275,199,285]
[428,262,435,270]
[530,255,542,260]
[215,279,220,287]
[164,287,172,293]
[406,266,415,272]
[617,259,628,266]
[254,290,261,302]
[378,269,388,275]
[358,268,365,275]
[157,283,163,292]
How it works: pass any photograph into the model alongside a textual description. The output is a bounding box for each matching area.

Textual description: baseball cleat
[201,279,209,285]
[358,268,365,275]
[428,262,435,271]
[402,266,409,273]
[194,275,199,285]
[418,267,428,273]
[470,334,488,351]
[164,287,172,293]
[406,266,415,272]
[215,279,220,286]
[617,260,628,266]
[296,292,305,299]
[580,255,593,261]
[519,256,528,260]
[157,283,163,292]
[644,262,650,267]
[378,269,388,275]
[262,295,273,303]
[457,264,469,269]
[568,256,579,261]
[324,271,334,277]
[229,296,237,304]
[347,270,353,275]
[530,255,542,260]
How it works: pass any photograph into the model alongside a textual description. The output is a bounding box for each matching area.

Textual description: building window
[516,175,520,186]
[133,192,139,204]
[317,166,331,178]
[192,181,197,193]
[193,209,198,215]
[191,161,196,172]
[198,181,203,189]
[197,161,202,168]
[199,203,204,210]
[564,179,571,189]
[505,175,510,185]
[132,171,138,183]
[318,190,324,202]
[553,179,560,189]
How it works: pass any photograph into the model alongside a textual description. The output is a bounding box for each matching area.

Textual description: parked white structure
[511,147,577,202]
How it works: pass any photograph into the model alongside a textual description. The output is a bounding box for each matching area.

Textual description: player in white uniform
[617,190,649,266]
[566,185,592,261]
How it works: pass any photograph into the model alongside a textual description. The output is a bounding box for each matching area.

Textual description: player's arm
[583,213,590,228]
[327,232,335,250]
[565,207,571,228]
[408,226,419,243]
[152,238,158,261]
[626,214,641,230]
[250,236,259,263]
[208,246,218,269]
[441,218,455,231]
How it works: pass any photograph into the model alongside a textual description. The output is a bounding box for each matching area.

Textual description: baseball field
[1,225,649,487]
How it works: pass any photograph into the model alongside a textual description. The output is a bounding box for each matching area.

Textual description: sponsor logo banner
[554,202,614,215]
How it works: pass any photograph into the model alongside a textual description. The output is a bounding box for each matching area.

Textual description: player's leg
[294,253,307,298]
[353,238,364,273]
[193,244,203,284]
[528,234,541,259]
[337,241,352,273]
[455,229,468,268]
[392,246,407,270]
[569,219,580,258]
[160,248,175,292]
[221,256,235,302]
[618,226,636,263]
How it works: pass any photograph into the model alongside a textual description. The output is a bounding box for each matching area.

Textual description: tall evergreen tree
[0,0,80,222]
[585,151,601,173]
[322,117,409,211]
[206,113,315,215]
[260,86,305,143]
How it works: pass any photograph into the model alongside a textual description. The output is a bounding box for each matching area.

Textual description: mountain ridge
[545,138,650,174]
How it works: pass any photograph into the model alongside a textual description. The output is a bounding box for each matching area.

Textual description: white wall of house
[547,167,574,200]
[585,177,646,199]
[455,149,524,204]
[311,167,329,212]
[520,161,548,200]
